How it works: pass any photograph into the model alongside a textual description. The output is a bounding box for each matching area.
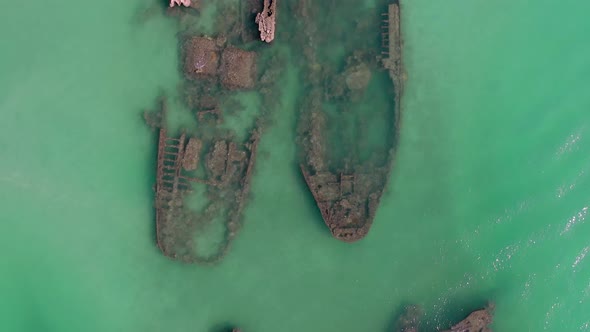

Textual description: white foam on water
[555,127,585,159]
[572,246,590,270]
[557,169,586,199]
[492,243,520,272]
[492,199,531,225]
[520,273,536,302]
[561,206,589,235]
[544,299,564,330]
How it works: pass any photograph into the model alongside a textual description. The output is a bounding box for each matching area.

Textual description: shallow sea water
[1,0,590,331]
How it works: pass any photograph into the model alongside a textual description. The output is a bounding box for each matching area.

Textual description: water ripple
[492,244,520,271]
[544,299,564,330]
[557,169,586,199]
[561,206,589,235]
[492,200,531,225]
[520,273,536,301]
[572,246,590,271]
[555,128,585,158]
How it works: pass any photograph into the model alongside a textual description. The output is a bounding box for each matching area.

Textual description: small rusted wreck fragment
[392,305,493,332]
[255,0,276,43]
[443,308,494,332]
[169,0,191,7]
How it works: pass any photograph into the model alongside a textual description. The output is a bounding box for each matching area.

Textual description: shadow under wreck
[297,1,404,242]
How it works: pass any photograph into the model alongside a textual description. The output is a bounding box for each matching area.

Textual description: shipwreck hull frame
[300,165,383,242]
[298,1,404,243]
[155,128,260,264]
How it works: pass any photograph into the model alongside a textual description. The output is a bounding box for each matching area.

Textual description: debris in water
[255,0,277,43]
[442,307,494,332]
[169,0,191,7]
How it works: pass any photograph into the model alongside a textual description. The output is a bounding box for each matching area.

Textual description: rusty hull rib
[156,128,190,257]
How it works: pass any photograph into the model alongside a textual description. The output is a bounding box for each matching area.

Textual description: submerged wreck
[155,128,259,263]
[255,0,277,43]
[298,1,404,242]
[149,0,286,263]
[394,305,493,332]
[169,0,191,7]
[382,2,404,110]
[152,33,261,263]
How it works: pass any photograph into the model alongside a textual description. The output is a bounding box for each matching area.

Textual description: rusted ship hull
[301,166,386,242]
[298,1,404,242]
[155,128,259,264]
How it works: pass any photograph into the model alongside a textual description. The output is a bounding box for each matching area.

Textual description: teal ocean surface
[1,0,589,331]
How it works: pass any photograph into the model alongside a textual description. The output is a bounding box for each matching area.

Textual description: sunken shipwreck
[295,1,404,242]
[146,0,281,264]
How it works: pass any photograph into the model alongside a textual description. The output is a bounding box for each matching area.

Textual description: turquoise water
[1,0,590,331]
